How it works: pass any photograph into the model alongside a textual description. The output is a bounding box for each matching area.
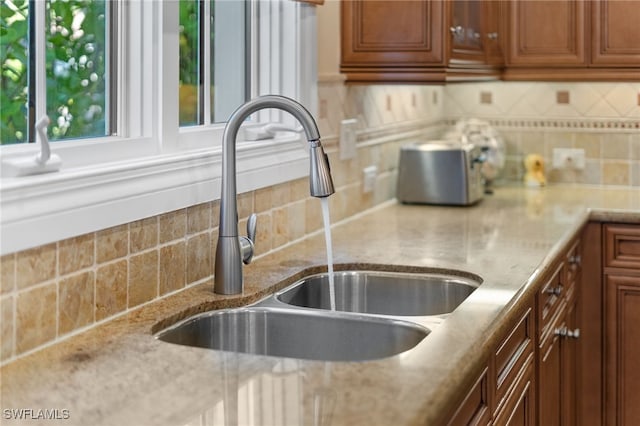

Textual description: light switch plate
[340,118,358,160]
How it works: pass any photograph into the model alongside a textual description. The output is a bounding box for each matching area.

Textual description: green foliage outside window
[1,0,216,145]
[1,0,29,144]
[0,0,107,145]
[179,0,200,126]
[46,0,107,140]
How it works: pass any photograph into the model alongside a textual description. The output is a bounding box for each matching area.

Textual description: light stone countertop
[2,185,639,426]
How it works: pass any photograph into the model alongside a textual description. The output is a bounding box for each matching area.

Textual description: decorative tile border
[446,117,640,132]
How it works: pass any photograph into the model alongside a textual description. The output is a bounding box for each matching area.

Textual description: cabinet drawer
[494,306,534,416]
[604,224,640,270]
[537,263,565,338]
[448,368,491,426]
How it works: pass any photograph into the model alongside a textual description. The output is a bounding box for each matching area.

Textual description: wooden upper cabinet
[449,0,485,64]
[506,0,587,67]
[340,0,501,83]
[503,0,640,80]
[340,0,445,82]
[592,0,640,66]
[340,0,640,83]
[341,0,444,65]
[484,0,504,66]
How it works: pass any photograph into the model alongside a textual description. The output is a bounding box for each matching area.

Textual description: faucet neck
[215,95,334,295]
[219,95,323,238]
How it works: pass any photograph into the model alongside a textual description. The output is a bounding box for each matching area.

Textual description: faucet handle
[239,213,258,265]
[246,213,257,243]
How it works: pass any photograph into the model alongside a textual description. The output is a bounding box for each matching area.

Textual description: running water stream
[320,198,336,311]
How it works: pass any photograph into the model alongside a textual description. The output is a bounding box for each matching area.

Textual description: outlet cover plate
[362,165,377,193]
[552,148,585,170]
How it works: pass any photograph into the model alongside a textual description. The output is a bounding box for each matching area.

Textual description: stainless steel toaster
[396,141,484,206]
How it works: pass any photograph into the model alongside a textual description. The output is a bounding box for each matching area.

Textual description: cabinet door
[538,316,563,426]
[578,223,603,426]
[483,0,504,66]
[506,0,587,67]
[493,355,535,426]
[341,0,444,69]
[591,0,640,66]
[604,274,640,426]
[449,0,485,64]
[561,299,578,426]
[447,368,491,426]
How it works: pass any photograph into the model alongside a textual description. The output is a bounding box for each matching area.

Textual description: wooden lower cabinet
[537,298,580,426]
[535,236,582,426]
[537,308,564,426]
[448,369,492,426]
[577,222,603,426]
[493,355,535,426]
[448,223,640,426]
[603,224,640,426]
[561,299,578,426]
[604,274,640,426]
[448,301,535,426]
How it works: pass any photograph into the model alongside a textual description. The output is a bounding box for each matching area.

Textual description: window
[178,0,247,126]
[0,0,319,255]
[1,0,111,144]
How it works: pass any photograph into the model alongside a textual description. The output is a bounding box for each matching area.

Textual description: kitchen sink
[276,270,480,316]
[155,306,429,362]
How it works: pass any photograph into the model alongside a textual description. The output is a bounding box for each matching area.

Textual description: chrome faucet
[214,95,335,295]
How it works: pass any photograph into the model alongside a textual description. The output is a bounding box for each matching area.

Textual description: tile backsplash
[444,81,640,187]
[0,81,441,364]
[1,79,638,365]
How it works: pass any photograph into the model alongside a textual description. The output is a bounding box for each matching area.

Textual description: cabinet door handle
[449,26,464,36]
[554,327,580,339]
[566,328,580,339]
[487,32,498,40]
[568,255,581,265]
[545,286,562,296]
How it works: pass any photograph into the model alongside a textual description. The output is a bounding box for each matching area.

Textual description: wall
[3,3,640,367]
[0,79,445,368]
[445,82,640,186]
[316,0,341,80]
[316,2,639,187]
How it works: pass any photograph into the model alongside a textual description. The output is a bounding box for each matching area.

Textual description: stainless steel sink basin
[276,270,480,316]
[155,306,428,362]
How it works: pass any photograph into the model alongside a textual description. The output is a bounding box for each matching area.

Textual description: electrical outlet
[362,166,377,194]
[340,118,358,160]
[552,148,585,170]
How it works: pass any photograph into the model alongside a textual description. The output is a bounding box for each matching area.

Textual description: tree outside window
[1,0,107,144]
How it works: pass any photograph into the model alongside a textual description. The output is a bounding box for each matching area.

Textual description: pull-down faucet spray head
[214,95,334,295]
[309,140,334,198]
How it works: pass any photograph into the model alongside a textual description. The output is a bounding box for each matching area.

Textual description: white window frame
[0,0,318,255]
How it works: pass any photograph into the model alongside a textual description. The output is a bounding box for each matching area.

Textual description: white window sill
[0,134,309,255]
